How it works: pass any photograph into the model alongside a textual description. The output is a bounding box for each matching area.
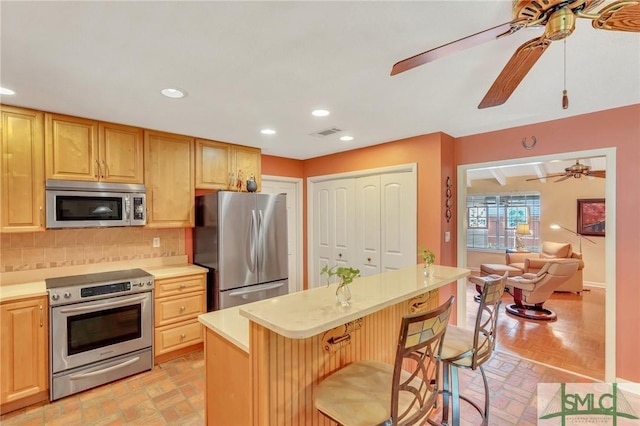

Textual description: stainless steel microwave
[45,180,146,228]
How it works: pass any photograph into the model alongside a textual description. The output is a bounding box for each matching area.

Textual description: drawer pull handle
[180,334,186,339]
[180,284,186,289]
[180,306,186,312]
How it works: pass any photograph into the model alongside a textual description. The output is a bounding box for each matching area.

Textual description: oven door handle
[68,356,140,380]
[58,294,147,314]
[228,282,285,297]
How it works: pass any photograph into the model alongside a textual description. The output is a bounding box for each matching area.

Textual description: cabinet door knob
[367,257,372,263]
[338,253,342,258]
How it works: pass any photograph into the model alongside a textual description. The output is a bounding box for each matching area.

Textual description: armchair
[505,259,581,321]
[505,241,584,293]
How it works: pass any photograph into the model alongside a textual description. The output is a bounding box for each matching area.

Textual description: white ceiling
[1,1,638,160]
[466,156,606,185]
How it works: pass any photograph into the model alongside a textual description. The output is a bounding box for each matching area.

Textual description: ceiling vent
[310,127,343,137]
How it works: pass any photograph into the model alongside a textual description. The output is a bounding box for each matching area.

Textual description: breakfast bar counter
[198,264,470,425]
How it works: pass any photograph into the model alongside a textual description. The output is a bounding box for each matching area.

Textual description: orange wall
[261,155,304,177]
[455,104,640,382]
[263,133,459,317]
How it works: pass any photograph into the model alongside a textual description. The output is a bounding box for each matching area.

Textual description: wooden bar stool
[313,296,455,426]
[438,272,507,426]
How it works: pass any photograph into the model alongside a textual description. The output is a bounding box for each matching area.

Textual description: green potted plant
[321,265,361,306]
[417,246,435,276]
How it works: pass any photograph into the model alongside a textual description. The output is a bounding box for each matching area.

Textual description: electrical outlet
[153,237,160,248]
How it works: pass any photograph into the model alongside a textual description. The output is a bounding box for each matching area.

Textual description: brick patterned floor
[1,348,594,425]
[0,351,205,426]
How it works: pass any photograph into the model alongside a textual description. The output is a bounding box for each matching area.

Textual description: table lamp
[515,223,530,250]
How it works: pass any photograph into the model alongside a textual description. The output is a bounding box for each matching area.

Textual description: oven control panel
[46,269,154,306]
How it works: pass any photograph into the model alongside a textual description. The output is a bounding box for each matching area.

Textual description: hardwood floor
[466,282,606,380]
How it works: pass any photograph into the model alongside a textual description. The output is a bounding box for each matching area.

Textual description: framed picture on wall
[506,206,529,229]
[577,198,605,237]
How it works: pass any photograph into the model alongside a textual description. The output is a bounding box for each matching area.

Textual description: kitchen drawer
[154,291,205,327]
[154,320,203,356]
[154,274,205,298]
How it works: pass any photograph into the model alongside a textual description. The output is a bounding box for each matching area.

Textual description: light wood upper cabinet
[195,138,231,190]
[0,296,48,413]
[0,106,45,232]
[144,130,194,228]
[231,144,261,192]
[195,139,262,191]
[45,114,143,183]
[45,113,98,181]
[98,122,143,183]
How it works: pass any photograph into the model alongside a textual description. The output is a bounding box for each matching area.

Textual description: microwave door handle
[228,282,285,297]
[125,195,131,222]
[58,294,147,314]
[68,356,140,380]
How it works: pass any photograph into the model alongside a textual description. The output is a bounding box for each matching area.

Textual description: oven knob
[64,291,72,299]
[147,281,153,286]
[51,293,60,301]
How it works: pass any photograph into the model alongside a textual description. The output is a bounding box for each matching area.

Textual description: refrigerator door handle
[250,209,258,272]
[228,282,285,297]
[257,209,264,270]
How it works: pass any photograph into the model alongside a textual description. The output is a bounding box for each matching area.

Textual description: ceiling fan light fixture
[545,8,576,41]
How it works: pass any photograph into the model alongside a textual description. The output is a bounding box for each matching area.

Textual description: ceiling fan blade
[390,21,519,76]
[588,170,607,178]
[526,173,565,181]
[478,37,551,109]
[554,175,572,182]
[591,1,640,32]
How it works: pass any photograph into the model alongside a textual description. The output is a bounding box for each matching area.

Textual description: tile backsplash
[0,228,186,273]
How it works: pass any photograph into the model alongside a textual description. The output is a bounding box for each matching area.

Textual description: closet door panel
[380,172,416,271]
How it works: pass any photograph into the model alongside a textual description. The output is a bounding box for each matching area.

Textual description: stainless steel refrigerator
[194,191,288,310]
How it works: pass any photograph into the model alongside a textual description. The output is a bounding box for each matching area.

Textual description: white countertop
[198,307,249,352]
[0,258,207,303]
[239,264,469,340]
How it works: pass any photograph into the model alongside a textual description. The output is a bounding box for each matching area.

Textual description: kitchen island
[198,264,470,425]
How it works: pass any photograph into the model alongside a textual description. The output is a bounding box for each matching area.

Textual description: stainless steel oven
[46,269,154,401]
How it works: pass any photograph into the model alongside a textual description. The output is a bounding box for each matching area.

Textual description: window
[466,193,540,251]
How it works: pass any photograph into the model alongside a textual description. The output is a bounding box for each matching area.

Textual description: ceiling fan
[526,160,606,182]
[390,0,640,108]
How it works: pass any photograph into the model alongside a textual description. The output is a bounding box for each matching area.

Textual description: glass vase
[423,262,433,277]
[335,283,351,306]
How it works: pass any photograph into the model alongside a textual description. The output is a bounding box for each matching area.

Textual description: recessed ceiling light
[312,109,330,117]
[261,128,276,135]
[0,87,16,95]
[340,136,354,142]
[160,88,185,99]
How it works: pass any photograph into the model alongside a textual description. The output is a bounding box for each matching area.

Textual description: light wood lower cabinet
[153,273,206,364]
[0,296,48,414]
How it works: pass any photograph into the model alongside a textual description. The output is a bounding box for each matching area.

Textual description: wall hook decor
[521,136,537,150]
[445,176,453,223]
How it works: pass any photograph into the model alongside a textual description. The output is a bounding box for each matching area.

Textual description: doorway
[456,147,616,382]
[261,175,303,294]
